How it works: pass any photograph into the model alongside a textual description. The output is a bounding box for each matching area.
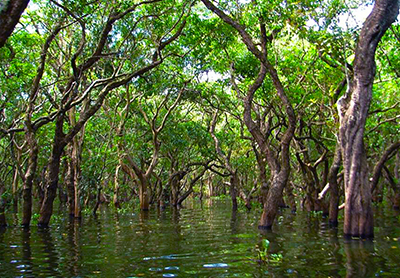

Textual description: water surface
[0,200,399,277]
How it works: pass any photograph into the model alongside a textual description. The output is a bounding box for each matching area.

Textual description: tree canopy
[0,0,399,238]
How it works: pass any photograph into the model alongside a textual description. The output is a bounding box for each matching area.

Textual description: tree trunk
[93,185,102,215]
[259,172,288,229]
[207,175,214,197]
[21,131,38,227]
[253,145,268,204]
[139,178,150,211]
[338,0,399,238]
[0,180,7,227]
[65,156,75,216]
[113,165,121,209]
[382,166,400,209]
[12,165,19,212]
[170,176,180,207]
[0,0,30,48]
[38,147,63,226]
[230,173,238,211]
[58,158,68,203]
[328,145,342,227]
[286,182,297,212]
[38,116,65,226]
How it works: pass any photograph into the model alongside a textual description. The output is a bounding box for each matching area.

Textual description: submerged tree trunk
[338,0,399,238]
[38,146,63,226]
[259,171,289,228]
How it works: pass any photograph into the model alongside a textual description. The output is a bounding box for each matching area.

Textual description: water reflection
[21,228,33,276]
[37,227,60,276]
[0,200,399,277]
[66,219,81,277]
[230,208,238,234]
[326,228,344,277]
[344,239,375,278]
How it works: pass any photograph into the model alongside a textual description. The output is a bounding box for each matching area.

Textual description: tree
[118,80,185,210]
[338,0,399,238]
[201,0,296,229]
[0,0,30,48]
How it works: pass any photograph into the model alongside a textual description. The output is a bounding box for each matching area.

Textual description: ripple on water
[1,200,400,277]
[165,266,180,270]
[203,263,229,268]
[163,274,177,278]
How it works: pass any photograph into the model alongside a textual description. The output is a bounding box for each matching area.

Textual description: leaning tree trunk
[38,145,63,226]
[38,116,66,226]
[259,170,289,228]
[338,0,399,238]
[0,0,30,48]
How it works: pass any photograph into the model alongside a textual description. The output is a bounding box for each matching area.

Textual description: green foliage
[0,0,399,223]
[256,239,284,264]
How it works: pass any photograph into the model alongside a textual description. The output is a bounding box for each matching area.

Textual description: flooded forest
[1,0,400,277]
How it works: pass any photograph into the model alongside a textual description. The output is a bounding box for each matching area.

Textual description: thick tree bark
[338,0,399,238]
[259,170,290,228]
[0,0,30,48]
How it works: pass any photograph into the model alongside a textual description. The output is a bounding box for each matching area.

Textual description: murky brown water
[0,199,399,277]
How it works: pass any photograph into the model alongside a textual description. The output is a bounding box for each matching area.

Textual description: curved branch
[371,141,400,193]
